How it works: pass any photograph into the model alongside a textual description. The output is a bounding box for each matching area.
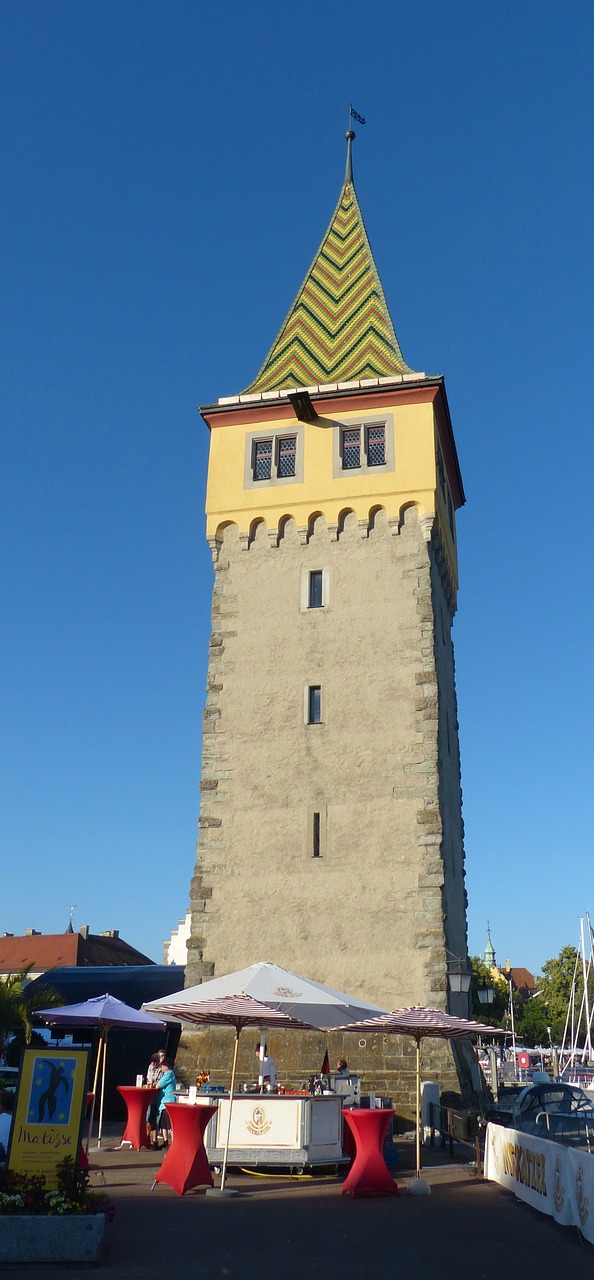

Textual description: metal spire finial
[344,129,355,185]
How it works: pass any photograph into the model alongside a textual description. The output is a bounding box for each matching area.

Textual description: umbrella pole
[258,1028,266,1091]
[220,1028,241,1192]
[97,1027,110,1148]
[415,1036,422,1176]
[87,1030,105,1153]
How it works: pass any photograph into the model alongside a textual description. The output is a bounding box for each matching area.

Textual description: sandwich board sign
[7,1047,89,1187]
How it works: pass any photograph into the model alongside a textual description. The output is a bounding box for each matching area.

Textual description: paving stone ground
[0,1127,588,1278]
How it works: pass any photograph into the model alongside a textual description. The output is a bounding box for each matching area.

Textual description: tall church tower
[187,133,469,1022]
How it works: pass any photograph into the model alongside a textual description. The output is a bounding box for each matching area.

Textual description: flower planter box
[0,1213,105,1263]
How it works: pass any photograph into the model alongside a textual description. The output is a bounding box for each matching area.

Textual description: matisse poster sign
[7,1047,89,1186]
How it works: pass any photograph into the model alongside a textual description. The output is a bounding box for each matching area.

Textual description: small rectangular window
[333,415,393,478]
[308,570,323,608]
[366,423,386,466]
[254,439,273,481]
[245,427,303,489]
[300,566,330,612]
[312,812,321,858]
[342,427,361,470]
[308,685,321,724]
[277,435,296,478]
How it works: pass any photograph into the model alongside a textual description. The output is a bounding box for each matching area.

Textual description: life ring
[517,1051,530,1069]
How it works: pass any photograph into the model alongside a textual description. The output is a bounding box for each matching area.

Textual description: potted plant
[0,1156,113,1263]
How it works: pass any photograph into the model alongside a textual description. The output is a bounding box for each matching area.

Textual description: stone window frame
[244,424,305,489]
[304,683,324,726]
[332,413,395,479]
[300,567,331,613]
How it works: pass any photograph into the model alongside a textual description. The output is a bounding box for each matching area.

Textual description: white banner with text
[485,1122,594,1244]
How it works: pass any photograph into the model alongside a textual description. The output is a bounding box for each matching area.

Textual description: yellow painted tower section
[206,400,432,529]
[204,380,462,599]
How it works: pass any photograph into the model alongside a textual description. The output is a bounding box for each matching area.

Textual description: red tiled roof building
[0,928,154,978]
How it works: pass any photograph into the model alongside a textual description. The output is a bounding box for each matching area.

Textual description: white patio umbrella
[143,960,386,1192]
[333,1005,503,1193]
[37,994,165,1149]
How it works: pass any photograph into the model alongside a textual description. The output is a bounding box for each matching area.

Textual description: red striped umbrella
[142,992,315,1032]
[333,1006,503,1183]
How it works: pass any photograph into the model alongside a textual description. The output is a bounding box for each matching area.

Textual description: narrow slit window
[366,423,386,466]
[277,435,296,478]
[309,570,323,608]
[308,685,321,724]
[253,438,273,481]
[342,427,361,470]
[312,812,321,858]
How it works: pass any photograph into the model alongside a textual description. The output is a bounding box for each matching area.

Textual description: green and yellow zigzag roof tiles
[244,179,418,393]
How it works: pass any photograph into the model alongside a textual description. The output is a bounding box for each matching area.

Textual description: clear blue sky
[2,1,593,976]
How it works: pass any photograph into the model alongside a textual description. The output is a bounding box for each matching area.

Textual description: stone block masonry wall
[186,546,237,985]
[186,505,467,1103]
[174,1026,461,1128]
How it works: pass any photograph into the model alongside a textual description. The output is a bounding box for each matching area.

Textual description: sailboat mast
[586,913,594,1063]
[580,917,593,1064]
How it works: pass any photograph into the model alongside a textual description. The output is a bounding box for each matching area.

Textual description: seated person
[335,1058,349,1076]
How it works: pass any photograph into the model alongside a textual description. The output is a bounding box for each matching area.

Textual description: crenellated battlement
[207,504,457,611]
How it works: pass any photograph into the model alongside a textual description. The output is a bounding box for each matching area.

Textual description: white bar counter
[186,1092,346,1170]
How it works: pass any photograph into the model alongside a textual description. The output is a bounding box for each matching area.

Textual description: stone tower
[187,133,469,1029]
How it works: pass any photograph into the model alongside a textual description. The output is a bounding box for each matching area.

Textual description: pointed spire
[484,925,496,968]
[243,132,419,394]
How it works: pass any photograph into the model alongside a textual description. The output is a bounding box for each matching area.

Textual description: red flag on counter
[321,1048,330,1075]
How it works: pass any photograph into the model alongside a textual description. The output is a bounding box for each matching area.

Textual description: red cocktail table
[153,1102,218,1196]
[117,1085,158,1151]
[341,1108,399,1197]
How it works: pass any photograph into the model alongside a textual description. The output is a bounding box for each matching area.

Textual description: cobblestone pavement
[0,1129,587,1278]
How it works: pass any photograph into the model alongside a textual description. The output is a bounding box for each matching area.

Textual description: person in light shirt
[156,1058,177,1148]
[146,1049,165,1147]
[255,1044,276,1089]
